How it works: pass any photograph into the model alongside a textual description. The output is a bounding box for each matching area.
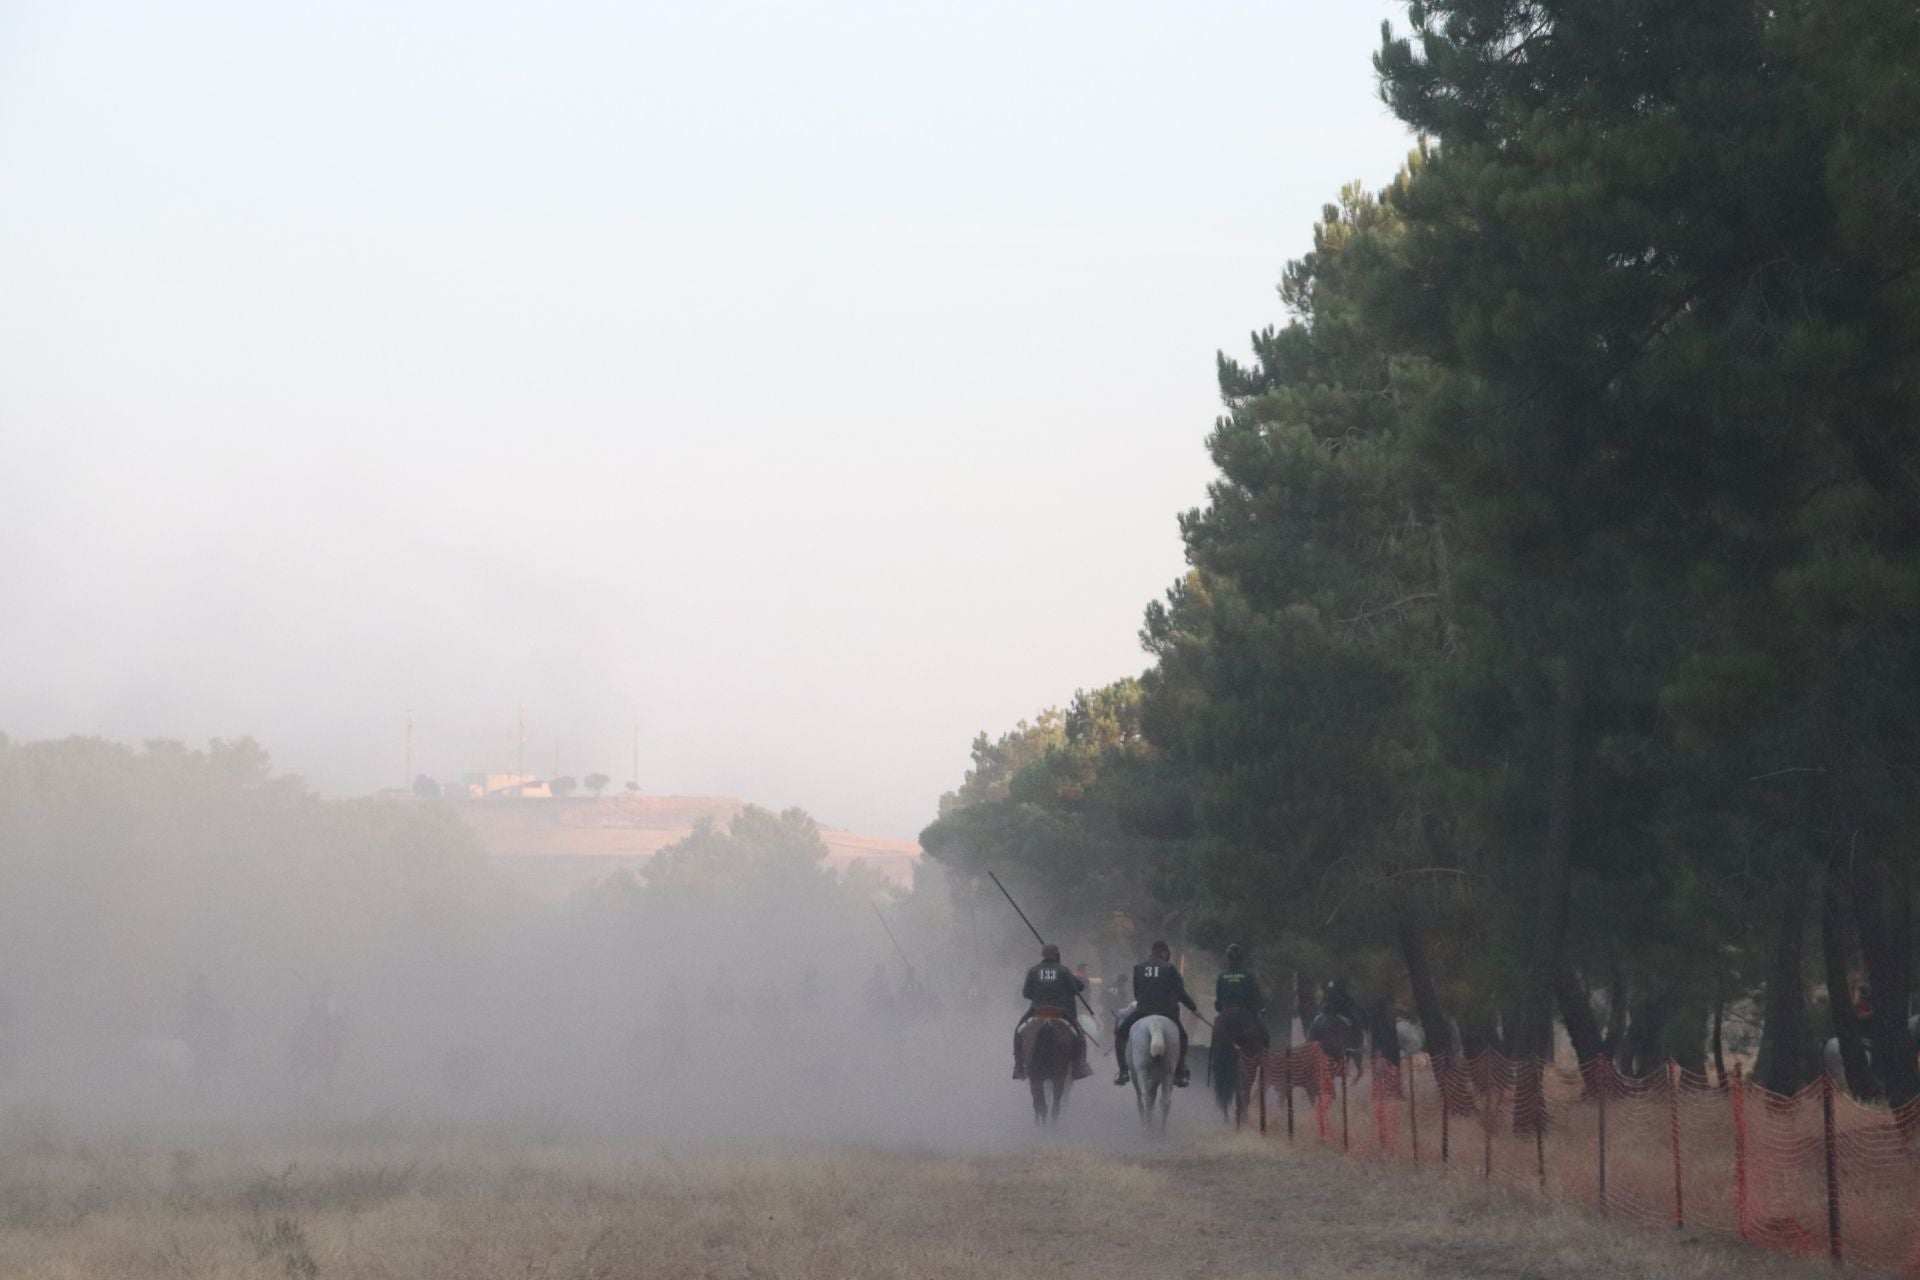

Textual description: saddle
[1020,1009,1076,1060]
[1215,1006,1270,1049]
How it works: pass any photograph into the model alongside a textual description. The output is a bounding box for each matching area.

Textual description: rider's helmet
[1326,977,1347,998]
[1225,943,1243,966]
[1041,943,1061,962]
[1149,939,1170,959]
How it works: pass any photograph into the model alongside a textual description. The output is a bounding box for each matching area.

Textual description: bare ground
[0,1123,1833,1280]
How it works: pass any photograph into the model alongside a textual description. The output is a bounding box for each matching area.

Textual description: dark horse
[1208,1009,1271,1125]
[1307,1009,1365,1080]
[1021,1013,1077,1125]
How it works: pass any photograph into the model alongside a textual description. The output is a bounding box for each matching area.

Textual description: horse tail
[1211,1038,1237,1116]
[1150,1021,1166,1059]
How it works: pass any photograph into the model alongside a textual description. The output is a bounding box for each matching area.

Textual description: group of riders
[1010,939,1355,1088]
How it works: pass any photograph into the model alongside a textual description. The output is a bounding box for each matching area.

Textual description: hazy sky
[0,1,1414,840]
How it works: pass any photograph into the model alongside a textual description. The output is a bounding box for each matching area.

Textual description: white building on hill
[462,772,552,799]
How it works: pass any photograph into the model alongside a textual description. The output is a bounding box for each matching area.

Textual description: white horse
[1128,1013,1179,1130]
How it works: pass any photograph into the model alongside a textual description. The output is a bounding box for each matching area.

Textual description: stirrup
[1174,1067,1191,1087]
[1113,1069,1130,1086]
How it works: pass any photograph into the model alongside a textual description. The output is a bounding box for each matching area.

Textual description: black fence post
[1285,1051,1295,1141]
[1596,1062,1608,1215]
[1668,1061,1684,1229]
[1823,1072,1842,1266]
[1341,1059,1351,1153]
[1410,1054,1421,1165]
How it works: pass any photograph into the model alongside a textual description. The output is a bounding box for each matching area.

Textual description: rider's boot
[1174,1038,1191,1087]
[1012,1024,1027,1080]
[1071,1034,1093,1080]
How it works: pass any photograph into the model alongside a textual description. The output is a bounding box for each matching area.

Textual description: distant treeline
[921,1,1920,1105]
[0,733,916,1112]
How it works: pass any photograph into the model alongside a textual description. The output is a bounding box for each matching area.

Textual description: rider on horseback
[1323,977,1358,1024]
[1215,944,1264,1019]
[1114,941,1196,1088]
[1014,943,1093,1081]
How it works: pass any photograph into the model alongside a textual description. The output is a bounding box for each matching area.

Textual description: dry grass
[0,1123,1835,1280]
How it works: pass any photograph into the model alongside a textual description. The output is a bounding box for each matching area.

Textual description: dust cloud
[0,733,1153,1155]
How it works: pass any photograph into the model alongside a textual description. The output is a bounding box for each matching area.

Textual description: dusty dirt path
[885,1133,1824,1280]
[0,1126,1830,1280]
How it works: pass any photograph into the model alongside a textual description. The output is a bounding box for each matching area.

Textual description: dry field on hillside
[0,1121,1831,1280]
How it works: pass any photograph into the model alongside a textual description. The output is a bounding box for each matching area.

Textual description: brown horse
[1020,1013,1077,1125]
[1208,1008,1271,1125]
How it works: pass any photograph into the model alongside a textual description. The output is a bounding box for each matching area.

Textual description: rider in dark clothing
[1323,977,1359,1024]
[1014,943,1092,1080]
[1215,945,1264,1017]
[1114,941,1197,1087]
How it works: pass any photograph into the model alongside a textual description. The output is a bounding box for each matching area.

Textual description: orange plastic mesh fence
[1241,1045,1920,1275]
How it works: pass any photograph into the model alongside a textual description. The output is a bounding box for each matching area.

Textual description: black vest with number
[1133,961,1182,1014]
[1026,963,1079,1011]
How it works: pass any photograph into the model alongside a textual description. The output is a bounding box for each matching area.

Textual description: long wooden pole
[871,903,914,973]
[986,871,1099,1024]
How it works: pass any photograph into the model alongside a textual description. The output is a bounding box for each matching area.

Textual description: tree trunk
[1294,972,1319,1046]
[1603,966,1628,1060]
[1754,856,1815,1095]
[1553,959,1606,1066]
[1370,997,1400,1066]
[1515,668,1580,1059]
[1711,998,1727,1088]
[1625,990,1671,1078]
[1458,1015,1496,1057]
[1668,983,1711,1075]
[1851,847,1918,1107]
[1395,909,1456,1066]
[1822,848,1876,1098]
[1430,520,1462,655]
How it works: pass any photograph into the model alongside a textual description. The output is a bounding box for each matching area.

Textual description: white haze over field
[0,737,1208,1149]
[0,0,1413,840]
